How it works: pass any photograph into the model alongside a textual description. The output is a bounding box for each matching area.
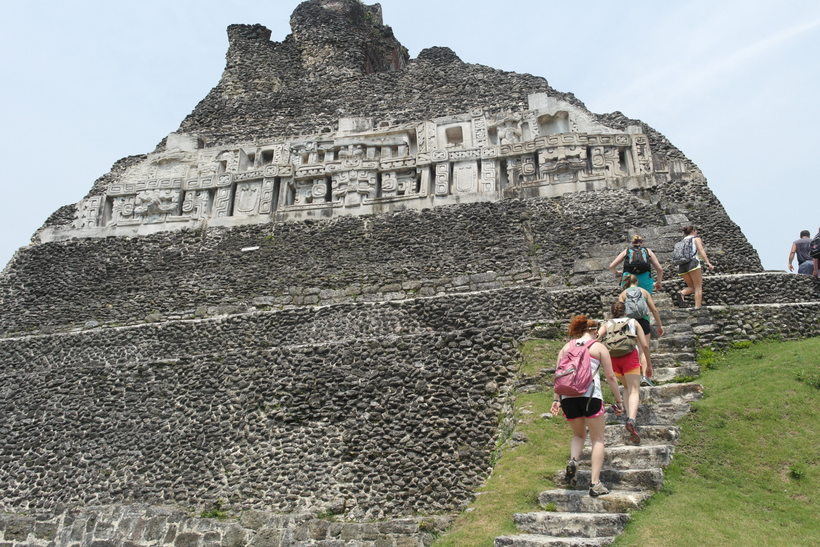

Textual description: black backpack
[624,247,650,274]
[810,233,820,259]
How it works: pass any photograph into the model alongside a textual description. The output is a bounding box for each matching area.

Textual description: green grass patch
[518,338,564,377]
[696,346,719,370]
[614,337,820,546]
[199,499,231,520]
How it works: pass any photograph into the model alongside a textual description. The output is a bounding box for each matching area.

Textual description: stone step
[605,402,693,425]
[538,489,652,513]
[514,511,629,538]
[639,382,703,404]
[495,533,615,546]
[579,444,673,469]
[654,322,691,335]
[653,335,695,352]
[658,305,693,316]
[650,364,700,384]
[603,424,679,445]
[650,352,697,367]
[662,306,698,318]
[556,468,664,491]
[654,328,695,338]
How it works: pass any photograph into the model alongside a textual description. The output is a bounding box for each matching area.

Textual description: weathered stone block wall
[693,302,820,348]
[0,505,442,547]
[0,282,616,533]
[0,325,520,519]
[1,192,758,336]
[0,286,609,368]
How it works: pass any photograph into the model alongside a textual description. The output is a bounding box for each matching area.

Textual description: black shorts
[560,397,604,420]
[635,317,650,336]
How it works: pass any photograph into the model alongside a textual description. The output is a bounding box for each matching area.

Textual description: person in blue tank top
[609,234,664,294]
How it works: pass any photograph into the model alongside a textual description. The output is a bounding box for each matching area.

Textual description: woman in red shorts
[597,301,649,445]
[551,315,624,497]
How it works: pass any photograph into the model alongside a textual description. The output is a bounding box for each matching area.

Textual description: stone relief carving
[72,103,654,231]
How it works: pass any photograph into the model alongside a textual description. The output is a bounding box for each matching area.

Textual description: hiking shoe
[641,376,655,387]
[626,418,641,445]
[565,458,577,482]
[673,292,686,307]
[589,481,610,497]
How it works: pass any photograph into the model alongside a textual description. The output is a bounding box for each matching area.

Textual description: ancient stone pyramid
[1,1,817,545]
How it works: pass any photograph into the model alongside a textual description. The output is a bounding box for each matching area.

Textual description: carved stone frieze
[73,101,654,231]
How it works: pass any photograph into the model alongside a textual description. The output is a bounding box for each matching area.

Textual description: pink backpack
[554,339,597,397]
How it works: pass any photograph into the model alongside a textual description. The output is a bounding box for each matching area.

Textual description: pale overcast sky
[1,0,818,272]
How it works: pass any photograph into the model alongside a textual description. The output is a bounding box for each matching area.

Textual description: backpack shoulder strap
[584,339,601,374]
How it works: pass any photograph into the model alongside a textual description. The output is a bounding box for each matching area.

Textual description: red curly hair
[567,315,600,338]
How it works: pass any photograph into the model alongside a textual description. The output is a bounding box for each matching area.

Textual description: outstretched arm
[695,237,715,271]
[609,250,627,276]
[648,249,664,289]
[788,242,797,272]
[643,289,664,337]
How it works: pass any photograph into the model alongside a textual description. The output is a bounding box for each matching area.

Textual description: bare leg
[639,348,648,377]
[689,267,704,308]
[587,415,606,485]
[568,417,587,462]
[639,333,651,377]
[622,374,641,420]
[680,271,695,296]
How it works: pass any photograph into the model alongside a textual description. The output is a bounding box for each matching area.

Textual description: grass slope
[434,337,819,547]
[614,337,819,546]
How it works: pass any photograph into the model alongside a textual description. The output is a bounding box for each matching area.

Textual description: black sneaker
[673,292,686,307]
[626,418,641,445]
[566,458,577,484]
[589,481,609,497]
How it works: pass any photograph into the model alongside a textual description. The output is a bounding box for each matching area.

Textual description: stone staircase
[496,296,702,546]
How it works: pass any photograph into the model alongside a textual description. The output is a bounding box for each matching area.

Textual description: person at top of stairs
[551,315,624,497]
[673,225,716,309]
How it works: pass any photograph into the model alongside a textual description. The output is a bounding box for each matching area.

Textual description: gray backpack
[624,287,650,319]
[671,236,696,265]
